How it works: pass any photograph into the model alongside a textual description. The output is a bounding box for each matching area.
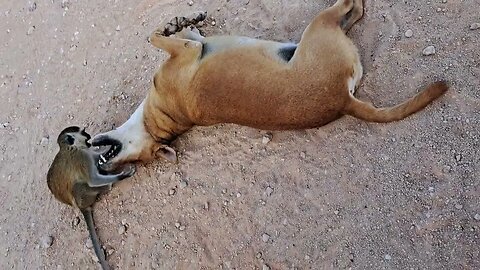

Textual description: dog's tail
[342,81,448,123]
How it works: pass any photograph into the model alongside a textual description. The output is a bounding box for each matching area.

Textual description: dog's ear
[156,145,177,163]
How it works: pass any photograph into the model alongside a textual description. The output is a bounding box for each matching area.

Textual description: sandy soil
[0,0,479,269]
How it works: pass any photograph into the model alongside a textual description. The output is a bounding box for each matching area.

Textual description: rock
[265,186,274,196]
[470,23,480,30]
[204,202,209,210]
[28,2,37,12]
[262,135,271,144]
[187,1,194,6]
[174,222,181,229]
[61,0,69,9]
[474,214,480,221]
[179,181,188,189]
[262,233,270,243]
[262,264,270,270]
[300,151,306,159]
[384,254,392,260]
[455,204,463,210]
[118,225,126,235]
[179,225,186,231]
[422,46,436,56]
[71,216,80,227]
[40,136,49,146]
[115,25,121,31]
[211,20,216,26]
[27,26,35,35]
[404,29,413,38]
[40,235,53,248]
[85,238,93,249]
[455,154,462,162]
[169,188,176,195]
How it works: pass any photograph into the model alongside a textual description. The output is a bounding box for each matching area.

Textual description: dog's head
[92,99,177,166]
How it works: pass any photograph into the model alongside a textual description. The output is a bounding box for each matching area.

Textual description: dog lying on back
[92,0,447,165]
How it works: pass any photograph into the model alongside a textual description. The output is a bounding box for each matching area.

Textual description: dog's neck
[143,90,193,144]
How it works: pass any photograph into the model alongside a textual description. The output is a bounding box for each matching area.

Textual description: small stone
[28,2,37,12]
[262,264,270,270]
[61,0,69,9]
[422,46,436,56]
[40,136,49,146]
[117,225,126,235]
[262,136,271,144]
[27,26,35,35]
[40,235,53,248]
[174,222,181,229]
[300,151,306,159]
[115,25,121,31]
[107,248,115,256]
[179,181,188,189]
[455,154,462,162]
[262,233,270,243]
[71,216,80,227]
[169,188,176,195]
[428,187,435,192]
[265,186,274,196]
[211,21,216,26]
[256,252,262,259]
[455,204,463,210]
[204,202,209,210]
[187,1,194,6]
[470,23,480,30]
[384,254,392,260]
[334,210,340,215]
[474,214,480,221]
[404,29,413,38]
[85,238,93,249]
[179,225,186,231]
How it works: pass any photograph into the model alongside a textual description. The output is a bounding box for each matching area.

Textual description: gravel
[422,45,436,56]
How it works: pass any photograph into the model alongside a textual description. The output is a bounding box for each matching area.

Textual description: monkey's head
[57,126,92,149]
[91,99,177,166]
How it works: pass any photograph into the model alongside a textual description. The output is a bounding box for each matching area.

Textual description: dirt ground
[0,0,479,269]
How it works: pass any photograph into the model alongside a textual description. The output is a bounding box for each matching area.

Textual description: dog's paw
[161,11,207,36]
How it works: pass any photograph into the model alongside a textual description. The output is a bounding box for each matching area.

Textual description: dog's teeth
[100,155,107,163]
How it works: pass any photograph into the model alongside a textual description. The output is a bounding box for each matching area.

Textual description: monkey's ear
[156,145,177,163]
[66,135,75,145]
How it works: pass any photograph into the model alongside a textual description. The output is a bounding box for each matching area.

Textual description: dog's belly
[187,48,351,130]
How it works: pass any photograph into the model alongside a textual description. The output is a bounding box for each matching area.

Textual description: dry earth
[0,0,479,269]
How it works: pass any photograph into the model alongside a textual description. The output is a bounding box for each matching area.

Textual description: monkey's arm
[88,163,135,187]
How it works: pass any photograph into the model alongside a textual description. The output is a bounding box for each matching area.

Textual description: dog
[92,0,448,166]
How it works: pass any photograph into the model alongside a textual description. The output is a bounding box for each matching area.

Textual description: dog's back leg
[299,0,354,42]
[341,0,364,32]
[149,31,202,59]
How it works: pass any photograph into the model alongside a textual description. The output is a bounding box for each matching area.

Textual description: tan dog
[92,0,447,165]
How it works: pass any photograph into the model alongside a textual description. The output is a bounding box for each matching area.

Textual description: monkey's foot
[160,11,207,37]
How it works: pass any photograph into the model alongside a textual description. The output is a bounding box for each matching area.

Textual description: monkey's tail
[81,208,110,270]
[342,81,448,122]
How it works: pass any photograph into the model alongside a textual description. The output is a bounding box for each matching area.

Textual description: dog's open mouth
[92,137,122,165]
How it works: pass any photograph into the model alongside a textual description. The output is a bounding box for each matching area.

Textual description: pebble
[470,23,480,30]
[168,188,176,195]
[300,151,306,159]
[204,202,209,210]
[422,45,436,56]
[455,154,462,162]
[455,204,463,210]
[28,2,37,12]
[40,235,53,248]
[262,133,272,144]
[117,225,126,235]
[187,1,194,6]
[265,186,274,196]
[40,136,49,146]
[262,233,270,243]
[404,29,413,38]
[61,0,69,9]
[384,254,392,260]
[71,216,80,227]
[115,25,121,31]
[179,181,188,189]
[262,264,270,270]
[85,238,93,249]
[27,26,35,35]
[474,214,480,221]
[211,21,216,26]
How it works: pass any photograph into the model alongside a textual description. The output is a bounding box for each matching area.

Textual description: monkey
[47,126,136,270]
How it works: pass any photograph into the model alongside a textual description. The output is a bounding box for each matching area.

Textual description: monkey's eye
[66,135,75,145]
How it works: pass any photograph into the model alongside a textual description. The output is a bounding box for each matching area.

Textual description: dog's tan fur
[92,0,448,164]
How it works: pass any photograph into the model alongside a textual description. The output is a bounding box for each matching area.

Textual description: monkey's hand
[120,164,136,179]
